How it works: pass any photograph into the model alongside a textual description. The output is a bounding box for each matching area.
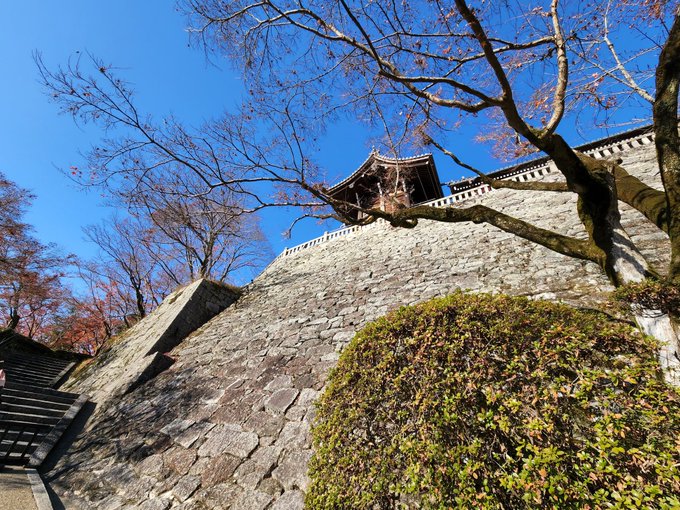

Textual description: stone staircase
[1,353,74,388]
[0,353,87,467]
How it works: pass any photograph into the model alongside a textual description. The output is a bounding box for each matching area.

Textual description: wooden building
[327,151,444,223]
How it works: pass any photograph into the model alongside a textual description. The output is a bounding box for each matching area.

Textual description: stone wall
[46,140,669,509]
[63,279,240,407]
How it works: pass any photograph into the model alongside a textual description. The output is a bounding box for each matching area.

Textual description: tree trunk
[135,288,146,319]
[6,309,19,331]
[654,14,680,282]
[607,228,680,385]
[635,313,680,386]
[594,220,680,385]
[598,206,679,384]
[543,137,680,385]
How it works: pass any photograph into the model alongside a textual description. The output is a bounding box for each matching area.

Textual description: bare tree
[36,1,680,382]
[50,256,165,353]
[134,172,271,283]
[0,172,71,337]
[79,191,269,328]
[83,217,160,320]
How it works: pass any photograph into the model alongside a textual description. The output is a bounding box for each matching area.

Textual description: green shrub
[613,279,680,317]
[307,292,680,509]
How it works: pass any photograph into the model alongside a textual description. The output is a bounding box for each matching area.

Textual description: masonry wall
[63,279,240,407]
[47,140,669,509]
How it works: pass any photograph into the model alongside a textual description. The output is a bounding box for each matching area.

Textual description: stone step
[0,402,66,419]
[0,412,60,427]
[0,351,85,468]
[3,356,71,372]
[1,394,72,411]
[0,421,51,466]
[0,353,75,389]
[0,366,55,384]
[4,383,80,401]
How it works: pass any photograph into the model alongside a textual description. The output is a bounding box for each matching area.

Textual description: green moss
[613,279,680,316]
[307,292,680,509]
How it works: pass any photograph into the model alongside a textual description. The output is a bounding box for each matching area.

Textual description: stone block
[198,424,259,458]
[258,477,283,497]
[234,458,273,490]
[243,411,285,437]
[195,483,244,510]
[135,453,168,479]
[164,447,197,476]
[296,388,319,408]
[172,475,201,502]
[200,454,242,486]
[176,421,215,449]
[264,375,293,392]
[160,418,193,437]
[276,421,310,451]
[230,490,273,510]
[264,388,299,415]
[139,498,171,510]
[271,450,313,491]
[270,490,305,510]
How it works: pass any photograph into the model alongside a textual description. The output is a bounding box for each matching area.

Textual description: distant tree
[0,172,71,338]
[49,253,165,355]
[77,193,268,338]
[75,258,145,329]
[48,285,124,355]
[0,175,33,259]
[36,2,680,382]
[83,217,162,320]
[47,305,107,356]
[136,174,271,283]
[3,266,67,338]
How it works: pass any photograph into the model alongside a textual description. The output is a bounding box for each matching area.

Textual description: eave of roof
[327,152,434,194]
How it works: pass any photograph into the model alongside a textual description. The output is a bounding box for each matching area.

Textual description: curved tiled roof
[328,151,434,193]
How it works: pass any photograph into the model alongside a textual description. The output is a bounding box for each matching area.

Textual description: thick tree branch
[544,0,568,135]
[453,0,540,145]
[368,203,603,264]
[609,160,669,232]
[654,13,680,281]
[428,137,569,192]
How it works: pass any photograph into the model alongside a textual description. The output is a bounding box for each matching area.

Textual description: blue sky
[0,2,230,257]
[0,1,656,283]
[0,1,372,268]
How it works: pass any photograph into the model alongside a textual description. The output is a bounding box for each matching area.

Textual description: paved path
[0,466,38,510]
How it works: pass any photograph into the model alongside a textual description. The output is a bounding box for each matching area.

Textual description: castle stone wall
[47,141,669,509]
[63,279,240,407]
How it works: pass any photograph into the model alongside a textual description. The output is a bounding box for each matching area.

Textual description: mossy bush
[613,279,680,316]
[307,292,680,509]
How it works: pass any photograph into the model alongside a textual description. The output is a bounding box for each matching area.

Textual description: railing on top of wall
[264,130,655,268]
